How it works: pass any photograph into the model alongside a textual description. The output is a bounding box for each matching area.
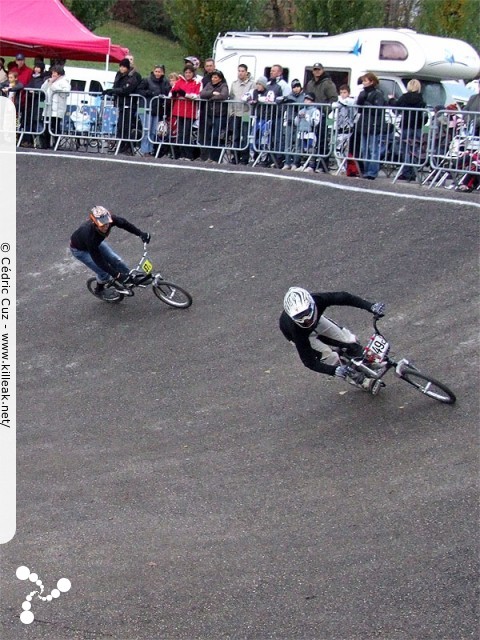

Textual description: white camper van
[64,66,116,95]
[213,28,480,106]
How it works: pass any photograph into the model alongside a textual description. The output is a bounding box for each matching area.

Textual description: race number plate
[365,334,389,362]
[140,257,153,274]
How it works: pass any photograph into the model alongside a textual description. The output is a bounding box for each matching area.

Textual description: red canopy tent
[0,0,128,64]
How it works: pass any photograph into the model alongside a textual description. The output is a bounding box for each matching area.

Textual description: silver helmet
[284,287,316,328]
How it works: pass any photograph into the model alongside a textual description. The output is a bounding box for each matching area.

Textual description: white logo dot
[51,589,60,598]
[29,573,38,582]
[21,601,31,611]
[20,610,34,625]
[16,566,30,581]
[57,578,71,593]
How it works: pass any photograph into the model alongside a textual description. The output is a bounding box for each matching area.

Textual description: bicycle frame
[343,315,410,382]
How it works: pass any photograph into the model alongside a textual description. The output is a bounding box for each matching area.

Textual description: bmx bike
[86,241,192,309]
[338,315,456,404]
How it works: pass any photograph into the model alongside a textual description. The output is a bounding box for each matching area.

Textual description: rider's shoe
[94,283,105,296]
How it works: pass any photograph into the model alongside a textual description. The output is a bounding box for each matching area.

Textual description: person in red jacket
[11,53,33,124]
[11,53,33,86]
[170,64,200,160]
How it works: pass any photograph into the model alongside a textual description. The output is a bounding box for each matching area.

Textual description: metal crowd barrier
[423,109,480,188]
[332,103,432,181]
[11,89,480,191]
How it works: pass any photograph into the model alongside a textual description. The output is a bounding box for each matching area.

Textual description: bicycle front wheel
[152,279,192,308]
[399,366,456,404]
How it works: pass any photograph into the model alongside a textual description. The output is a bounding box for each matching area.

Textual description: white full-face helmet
[283,287,316,328]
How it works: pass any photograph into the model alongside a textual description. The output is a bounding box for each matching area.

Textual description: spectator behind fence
[22,61,47,147]
[463,82,480,135]
[40,65,70,149]
[0,71,24,112]
[184,56,202,84]
[293,92,321,173]
[137,64,170,156]
[305,62,337,105]
[170,64,201,160]
[243,76,281,166]
[0,57,7,84]
[11,53,33,90]
[356,72,386,180]
[126,55,142,85]
[268,64,290,167]
[229,63,254,165]
[282,78,305,170]
[197,58,216,160]
[199,69,229,162]
[388,78,426,181]
[332,84,361,177]
[104,58,141,154]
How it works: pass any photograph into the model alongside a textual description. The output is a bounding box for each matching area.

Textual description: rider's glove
[141,231,151,244]
[371,302,386,317]
[335,365,364,384]
[335,364,350,379]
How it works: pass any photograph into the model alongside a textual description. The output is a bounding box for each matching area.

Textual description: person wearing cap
[12,53,33,87]
[104,58,141,153]
[70,206,150,298]
[282,79,305,170]
[305,63,337,105]
[137,64,170,156]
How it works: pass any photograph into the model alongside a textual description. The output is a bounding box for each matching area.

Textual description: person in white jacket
[40,65,71,148]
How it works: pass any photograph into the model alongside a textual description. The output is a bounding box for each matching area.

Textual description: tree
[293,0,384,34]
[416,0,480,50]
[111,0,174,37]
[61,0,116,31]
[164,0,266,61]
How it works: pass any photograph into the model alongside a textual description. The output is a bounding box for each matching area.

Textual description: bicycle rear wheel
[87,277,124,303]
[399,366,456,404]
[152,279,192,308]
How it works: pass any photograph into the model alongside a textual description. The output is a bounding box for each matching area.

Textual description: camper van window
[90,80,102,93]
[70,79,86,92]
[379,41,408,61]
[379,79,402,100]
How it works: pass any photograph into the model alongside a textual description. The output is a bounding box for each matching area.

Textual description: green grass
[69,21,187,78]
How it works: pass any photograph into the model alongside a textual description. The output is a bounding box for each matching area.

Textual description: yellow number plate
[140,258,153,274]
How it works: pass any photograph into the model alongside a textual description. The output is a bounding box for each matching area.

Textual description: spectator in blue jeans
[356,72,386,180]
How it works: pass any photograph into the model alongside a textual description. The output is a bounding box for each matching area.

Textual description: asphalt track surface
[1,153,479,640]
